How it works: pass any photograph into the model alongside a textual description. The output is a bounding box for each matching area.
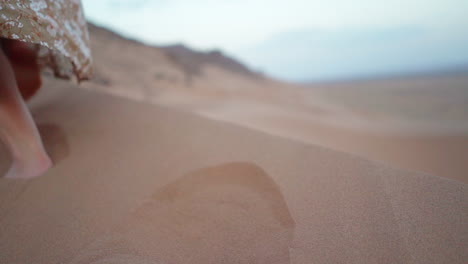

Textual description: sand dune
[191,97,468,183]
[0,83,466,263]
[1,24,467,263]
[79,24,468,183]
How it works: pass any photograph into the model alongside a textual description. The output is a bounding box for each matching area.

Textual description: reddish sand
[1,25,467,263]
[0,84,466,263]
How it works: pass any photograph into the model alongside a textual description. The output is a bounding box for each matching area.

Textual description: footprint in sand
[37,123,70,165]
[71,162,296,264]
[0,141,10,176]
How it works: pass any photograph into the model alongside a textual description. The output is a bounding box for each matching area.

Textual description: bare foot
[4,152,52,179]
[0,40,51,179]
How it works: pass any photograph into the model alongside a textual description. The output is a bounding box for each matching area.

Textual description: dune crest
[81,23,468,183]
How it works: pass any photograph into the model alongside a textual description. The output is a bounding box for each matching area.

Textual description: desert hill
[161,43,259,83]
[87,23,266,93]
[81,23,468,183]
[0,22,466,264]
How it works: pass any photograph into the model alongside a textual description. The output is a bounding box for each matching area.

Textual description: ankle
[4,153,52,179]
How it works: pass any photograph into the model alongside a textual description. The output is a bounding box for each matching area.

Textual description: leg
[0,47,51,179]
[2,39,42,100]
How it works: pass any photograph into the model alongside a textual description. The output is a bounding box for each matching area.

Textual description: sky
[82,0,468,81]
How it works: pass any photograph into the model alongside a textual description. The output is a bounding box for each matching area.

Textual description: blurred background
[82,0,468,82]
[75,0,468,182]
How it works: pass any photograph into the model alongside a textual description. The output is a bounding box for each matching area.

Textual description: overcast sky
[81,0,468,80]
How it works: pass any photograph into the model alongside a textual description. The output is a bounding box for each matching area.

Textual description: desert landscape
[0,24,467,263]
[85,24,468,183]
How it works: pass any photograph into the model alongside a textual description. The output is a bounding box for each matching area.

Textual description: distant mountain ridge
[87,23,259,84]
[161,44,259,83]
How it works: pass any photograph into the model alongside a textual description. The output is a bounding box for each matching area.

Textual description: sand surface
[0,83,466,263]
[129,72,468,183]
[82,24,468,183]
[1,25,467,262]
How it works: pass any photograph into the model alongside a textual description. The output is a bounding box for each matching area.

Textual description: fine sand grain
[82,24,468,183]
[0,84,466,263]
